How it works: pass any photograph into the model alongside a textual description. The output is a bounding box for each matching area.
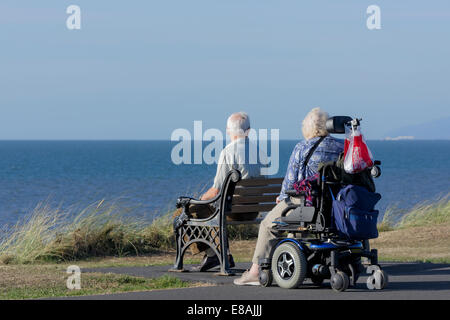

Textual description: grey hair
[302,107,329,140]
[227,112,251,136]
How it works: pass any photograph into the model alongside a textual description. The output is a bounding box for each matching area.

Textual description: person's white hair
[302,107,329,140]
[227,112,251,136]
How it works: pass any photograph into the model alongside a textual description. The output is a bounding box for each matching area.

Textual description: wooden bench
[169,169,283,275]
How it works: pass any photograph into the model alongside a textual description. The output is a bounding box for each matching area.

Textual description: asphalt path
[64,262,450,300]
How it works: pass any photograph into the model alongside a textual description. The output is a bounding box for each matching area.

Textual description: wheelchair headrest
[326,116,353,134]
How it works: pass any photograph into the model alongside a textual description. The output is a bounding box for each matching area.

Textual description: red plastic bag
[343,125,373,174]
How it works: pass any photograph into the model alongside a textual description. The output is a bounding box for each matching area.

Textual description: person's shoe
[190,255,220,272]
[233,270,260,286]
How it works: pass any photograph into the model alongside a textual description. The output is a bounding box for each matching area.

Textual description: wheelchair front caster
[259,269,273,287]
[366,266,389,290]
[331,271,349,292]
[272,242,307,289]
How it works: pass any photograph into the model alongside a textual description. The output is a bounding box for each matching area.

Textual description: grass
[0,196,448,299]
[373,224,450,263]
[0,200,175,264]
[0,263,201,299]
[379,194,450,230]
[373,194,450,263]
[1,196,448,265]
[0,200,257,265]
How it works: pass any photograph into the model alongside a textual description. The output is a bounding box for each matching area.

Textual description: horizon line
[0,139,449,142]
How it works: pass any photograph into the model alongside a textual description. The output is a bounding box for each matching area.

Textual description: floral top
[279,135,344,201]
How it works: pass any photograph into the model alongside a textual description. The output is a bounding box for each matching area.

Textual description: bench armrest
[176,193,222,208]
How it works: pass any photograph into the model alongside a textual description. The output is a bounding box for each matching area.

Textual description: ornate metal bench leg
[169,229,186,272]
[216,228,235,276]
[217,257,234,276]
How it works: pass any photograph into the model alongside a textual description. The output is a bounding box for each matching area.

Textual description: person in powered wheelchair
[234,107,344,286]
[234,110,387,292]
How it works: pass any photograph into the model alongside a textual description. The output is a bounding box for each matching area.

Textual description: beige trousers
[252,197,302,264]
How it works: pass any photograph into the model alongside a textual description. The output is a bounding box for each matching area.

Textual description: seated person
[186,111,266,271]
[233,107,344,285]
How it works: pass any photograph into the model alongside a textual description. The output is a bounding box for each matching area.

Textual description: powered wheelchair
[258,116,388,292]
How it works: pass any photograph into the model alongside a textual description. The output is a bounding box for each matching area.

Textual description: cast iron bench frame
[169,169,282,275]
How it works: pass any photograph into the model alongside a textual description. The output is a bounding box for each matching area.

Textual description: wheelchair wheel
[271,242,307,289]
[259,269,273,287]
[330,271,349,292]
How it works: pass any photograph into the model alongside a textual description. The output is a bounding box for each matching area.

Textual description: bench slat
[234,186,281,196]
[232,195,278,204]
[231,204,276,213]
[236,177,283,187]
[227,218,263,225]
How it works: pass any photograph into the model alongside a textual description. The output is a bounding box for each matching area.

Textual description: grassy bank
[0,196,448,299]
[373,195,450,263]
[0,196,448,265]
[0,200,257,265]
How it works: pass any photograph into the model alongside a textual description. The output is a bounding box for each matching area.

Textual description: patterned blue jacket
[279,135,344,201]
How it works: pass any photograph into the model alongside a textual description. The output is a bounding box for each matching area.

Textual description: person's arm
[200,187,219,200]
[278,143,303,202]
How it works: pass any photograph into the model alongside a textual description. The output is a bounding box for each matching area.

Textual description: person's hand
[276,197,281,204]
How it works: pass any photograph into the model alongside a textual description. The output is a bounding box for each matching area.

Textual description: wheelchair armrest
[280,205,302,218]
[285,189,305,197]
[280,204,316,223]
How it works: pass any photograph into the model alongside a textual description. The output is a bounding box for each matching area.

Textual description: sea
[0,140,449,226]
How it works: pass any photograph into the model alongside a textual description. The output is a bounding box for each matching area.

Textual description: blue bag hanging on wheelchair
[331,185,381,240]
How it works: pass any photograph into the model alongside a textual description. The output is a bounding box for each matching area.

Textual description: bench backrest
[230,177,283,215]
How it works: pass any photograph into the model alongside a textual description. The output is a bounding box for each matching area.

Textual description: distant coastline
[384,136,415,141]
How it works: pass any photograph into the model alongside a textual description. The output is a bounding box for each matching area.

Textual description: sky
[0,1,449,140]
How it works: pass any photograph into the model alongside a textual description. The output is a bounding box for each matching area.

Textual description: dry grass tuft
[0,201,175,264]
[0,200,258,265]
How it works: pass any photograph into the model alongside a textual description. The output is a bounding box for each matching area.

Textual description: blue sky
[0,1,449,140]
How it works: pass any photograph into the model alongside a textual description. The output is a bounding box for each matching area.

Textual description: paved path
[69,262,450,300]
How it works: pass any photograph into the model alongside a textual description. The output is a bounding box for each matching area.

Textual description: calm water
[0,140,449,226]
